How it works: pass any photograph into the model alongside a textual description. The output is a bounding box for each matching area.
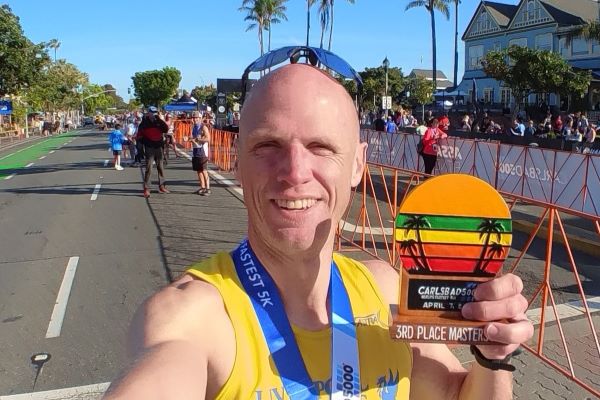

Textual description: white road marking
[45,256,80,338]
[0,142,39,161]
[4,173,16,180]
[0,382,110,399]
[39,156,46,160]
[90,184,101,201]
[25,163,34,168]
[103,159,108,167]
[49,150,55,154]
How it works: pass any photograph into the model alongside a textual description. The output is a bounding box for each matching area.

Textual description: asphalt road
[0,129,167,396]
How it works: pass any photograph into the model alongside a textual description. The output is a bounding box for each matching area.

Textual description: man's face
[238,65,365,253]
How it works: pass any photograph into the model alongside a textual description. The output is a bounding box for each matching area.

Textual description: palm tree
[481,242,504,274]
[565,20,600,47]
[264,0,288,52]
[240,0,267,56]
[318,0,330,48]
[399,239,423,270]
[475,219,503,273]
[405,0,450,91]
[452,0,461,89]
[327,0,355,51]
[306,0,316,46]
[402,215,431,271]
[48,38,61,62]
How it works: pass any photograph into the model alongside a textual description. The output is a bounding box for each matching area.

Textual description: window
[493,42,502,51]
[509,38,528,48]
[572,36,589,55]
[483,88,494,103]
[469,45,484,69]
[535,33,552,51]
[593,39,600,54]
[559,37,569,57]
[501,88,512,106]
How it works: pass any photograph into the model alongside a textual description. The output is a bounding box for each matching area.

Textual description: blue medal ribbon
[231,239,361,399]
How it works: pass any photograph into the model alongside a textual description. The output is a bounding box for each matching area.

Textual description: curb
[512,219,600,258]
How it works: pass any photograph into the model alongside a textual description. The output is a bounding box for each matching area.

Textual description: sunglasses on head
[240,46,363,115]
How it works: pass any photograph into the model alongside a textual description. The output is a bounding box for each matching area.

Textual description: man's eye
[253,142,278,151]
[308,143,334,154]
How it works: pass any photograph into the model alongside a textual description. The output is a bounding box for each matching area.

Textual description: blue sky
[6,0,493,99]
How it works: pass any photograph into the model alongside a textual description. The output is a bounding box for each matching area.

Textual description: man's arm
[103,276,229,399]
[364,259,532,400]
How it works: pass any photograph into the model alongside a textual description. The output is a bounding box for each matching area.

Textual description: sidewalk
[144,154,599,399]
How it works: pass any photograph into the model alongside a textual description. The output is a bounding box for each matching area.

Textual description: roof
[540,0,599,26]
[409,69,449,80]
[483,1,518,27]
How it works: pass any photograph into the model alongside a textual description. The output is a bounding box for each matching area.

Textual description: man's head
[238,64,366,254]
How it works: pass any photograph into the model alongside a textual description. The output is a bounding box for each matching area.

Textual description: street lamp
[382,56,390,115]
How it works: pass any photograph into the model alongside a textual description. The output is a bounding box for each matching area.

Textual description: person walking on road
[105,58,532,400]
[137,107,170,198]
[108,123,125,171]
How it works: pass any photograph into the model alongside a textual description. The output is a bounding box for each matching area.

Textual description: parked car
[83,117,94,126]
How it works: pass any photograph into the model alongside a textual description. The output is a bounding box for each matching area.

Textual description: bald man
[104,64,532,399]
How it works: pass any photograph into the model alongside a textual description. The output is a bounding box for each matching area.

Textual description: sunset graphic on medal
[395,174,512,276]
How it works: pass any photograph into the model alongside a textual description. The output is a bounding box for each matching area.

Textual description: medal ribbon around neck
[231,239,361,399]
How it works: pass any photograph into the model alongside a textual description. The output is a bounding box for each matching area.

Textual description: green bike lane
[0,130,82,179]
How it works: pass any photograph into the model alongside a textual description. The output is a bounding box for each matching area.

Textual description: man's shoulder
[356,258,399,305]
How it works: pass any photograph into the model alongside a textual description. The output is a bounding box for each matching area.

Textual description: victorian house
[454,0,600,111]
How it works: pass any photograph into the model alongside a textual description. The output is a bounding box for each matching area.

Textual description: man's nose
[277,144,312,186]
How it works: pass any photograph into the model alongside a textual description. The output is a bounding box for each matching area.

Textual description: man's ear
[351,142,368,187]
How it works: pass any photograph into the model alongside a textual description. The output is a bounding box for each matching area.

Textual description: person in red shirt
[438,112,450,133]
[136,106,170,198]
[421,118,448,175]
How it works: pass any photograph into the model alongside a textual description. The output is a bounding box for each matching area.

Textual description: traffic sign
[382,96,392,110]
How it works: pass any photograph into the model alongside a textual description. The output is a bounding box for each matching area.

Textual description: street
[0,127,598,399]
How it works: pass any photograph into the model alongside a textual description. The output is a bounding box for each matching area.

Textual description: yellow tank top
[186,252,412,400]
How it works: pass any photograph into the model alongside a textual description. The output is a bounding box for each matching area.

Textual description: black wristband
[470,345,516,372]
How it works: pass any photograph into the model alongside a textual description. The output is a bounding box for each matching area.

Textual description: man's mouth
[274,199,318,210]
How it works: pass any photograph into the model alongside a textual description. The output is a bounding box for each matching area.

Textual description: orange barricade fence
[335,129,600,397]
[173,122,238,172]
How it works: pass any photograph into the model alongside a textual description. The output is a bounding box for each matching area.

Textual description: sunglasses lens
[247,46,297,72]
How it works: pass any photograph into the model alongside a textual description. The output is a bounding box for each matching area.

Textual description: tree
[48,38,61,62]
[360,66,405,111]
[405,0,450,91]
[482,45,591,113]
[0,5,50,97]
[191,84,217,110]
[102,84,127,110]
[318,0,330,49]
[327,0,355,51]
[131,67,181,108]
[26,60,88,112]
[452,0,460,88]
[81,84,112,115]
[565,20,600,46]
[402,215,431,272]
[406,75,434,121]
[306,0,316,46]
[474,219,503,274]
[240,0,267,56]
[264,0,288,52]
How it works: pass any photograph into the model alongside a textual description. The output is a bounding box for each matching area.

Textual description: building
[409,69,454,91]
[455,0,600,111]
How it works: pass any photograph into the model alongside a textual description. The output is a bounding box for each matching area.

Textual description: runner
[105,55,532,400]
[190,112,211,195]
[108,123,125,171]
[136,107,170,198]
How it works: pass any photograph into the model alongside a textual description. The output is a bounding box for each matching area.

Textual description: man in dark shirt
[373,113,386,132]
[136,106,169,198]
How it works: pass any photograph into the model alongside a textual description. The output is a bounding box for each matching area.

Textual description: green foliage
[102,84,127,110]
[565,21,600,46]
[25,60,88,112]
[405,0,450,18]
[407,75,435,106]
[191,85,217,110]
[131,67,181,108]
[82,84,112,115]
[361,66,405,109]
[483,45,591,107]
[0,5,50,97]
